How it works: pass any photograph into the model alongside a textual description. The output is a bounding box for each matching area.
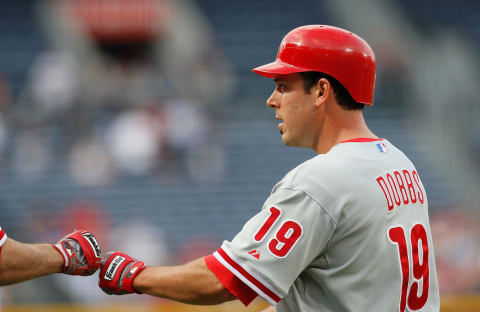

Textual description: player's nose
[266,90,280,108]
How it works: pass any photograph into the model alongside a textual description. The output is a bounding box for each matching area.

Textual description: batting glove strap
[53,230,102,276]
[99,251,146,295]
[53,240,76,274]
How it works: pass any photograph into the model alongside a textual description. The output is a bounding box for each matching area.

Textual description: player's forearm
[133,257,236,305]
[0,238,63,285]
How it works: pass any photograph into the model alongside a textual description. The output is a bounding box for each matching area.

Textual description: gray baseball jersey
[206,138,439,311]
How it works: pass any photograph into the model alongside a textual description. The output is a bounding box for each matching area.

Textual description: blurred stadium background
[0,0,479,311]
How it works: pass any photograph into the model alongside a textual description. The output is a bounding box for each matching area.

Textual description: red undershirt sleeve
[204,254,258,306]
[0,227,6,265]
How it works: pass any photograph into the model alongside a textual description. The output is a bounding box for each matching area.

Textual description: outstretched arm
[99,252,236,305]
[133,258,236,305]
[0,238,62,286]
[0,230,102,286]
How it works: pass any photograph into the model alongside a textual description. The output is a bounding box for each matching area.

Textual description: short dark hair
[300,72,364,110]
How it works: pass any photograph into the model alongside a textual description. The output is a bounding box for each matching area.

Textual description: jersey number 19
[388,224,430,312]
[254,207,303,258]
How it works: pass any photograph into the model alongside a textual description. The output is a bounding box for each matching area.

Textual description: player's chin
[280,128,295,146]
[281,133,303,148]
[281,133,294,146]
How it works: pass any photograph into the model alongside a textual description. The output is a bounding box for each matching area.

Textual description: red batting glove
[98,251,146,295]
[53,230,102,276]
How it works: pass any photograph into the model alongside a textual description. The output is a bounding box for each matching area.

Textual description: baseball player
[99,25,440,311]
[0,227,101,285]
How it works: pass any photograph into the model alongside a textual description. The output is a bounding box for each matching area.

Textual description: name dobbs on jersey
[376,169,425,211]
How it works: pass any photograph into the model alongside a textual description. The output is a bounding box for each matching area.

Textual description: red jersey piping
[204,255,258,306]
[341,138,383,143]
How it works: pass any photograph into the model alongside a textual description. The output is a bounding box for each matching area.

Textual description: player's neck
[313,110,377,154]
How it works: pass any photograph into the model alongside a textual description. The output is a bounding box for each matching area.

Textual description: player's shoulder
[288,152,345,185]
[273,139,409,195]
[271,152,344,199]
[269,154,348,222]
[277,141,375,185]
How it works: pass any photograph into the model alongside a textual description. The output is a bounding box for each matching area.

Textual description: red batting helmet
[253,25,376,105]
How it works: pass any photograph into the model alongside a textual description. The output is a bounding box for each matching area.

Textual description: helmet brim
[252,59,311,78]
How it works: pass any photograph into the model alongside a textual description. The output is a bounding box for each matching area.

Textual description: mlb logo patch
[376,143,388,153]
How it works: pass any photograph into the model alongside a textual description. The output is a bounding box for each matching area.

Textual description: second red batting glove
[98,251,146,295]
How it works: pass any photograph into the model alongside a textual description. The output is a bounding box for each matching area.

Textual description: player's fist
[53,230,102,276]
[98,251,146,295]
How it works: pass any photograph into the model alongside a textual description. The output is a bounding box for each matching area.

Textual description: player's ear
[315,78,330,107]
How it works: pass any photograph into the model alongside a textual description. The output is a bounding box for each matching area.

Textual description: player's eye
[276,84,287,92]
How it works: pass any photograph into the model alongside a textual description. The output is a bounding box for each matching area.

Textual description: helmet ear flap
[253,25,376,106]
